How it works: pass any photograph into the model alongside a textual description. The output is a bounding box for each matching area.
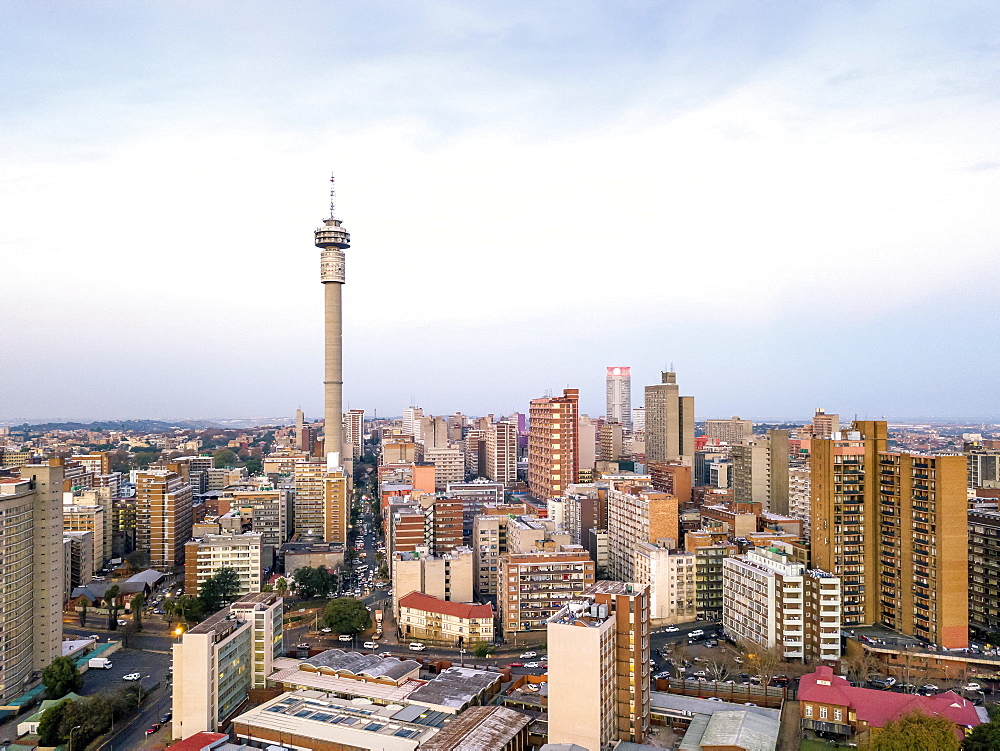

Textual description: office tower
[704,416,753,444]
[607,483,679,581]
[966,445,1000,490]
[644,371,694,465]
[485,420,517,487]
[136,469,193,568]
[606,366,632,430]
[528,388,580,500]
[463,427,487,477]
[402,406,424,436]
[648,461,692,504]
[184,532,265,597]
[0,463,64,703]
[731,430,790,513]
[172,592,283,739]
[547,581,651,748]
[723,544,841,662]
[313,177,351,462]
[295,408,305,449]
[500,549,595,635]
[344,408,364,460]
[811,421,968,648]
[632,406,645,434]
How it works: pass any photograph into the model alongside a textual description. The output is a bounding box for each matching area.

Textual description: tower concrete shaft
[315,209,350,462]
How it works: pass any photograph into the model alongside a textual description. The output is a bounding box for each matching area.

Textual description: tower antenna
[329,173,337,219]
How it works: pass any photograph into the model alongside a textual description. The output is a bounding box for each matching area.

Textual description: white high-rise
[605,366,632,430]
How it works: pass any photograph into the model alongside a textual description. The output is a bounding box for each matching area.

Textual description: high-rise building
[723,544,841,663]
[499,549,595,635]
[291,460,349,543]
[0,463,64,704]
[547,581,651,748]
[391,545,474,618]
[184,532,265,597]
[423,447,464,491]
[528,388,580,500]
[632,406,645,434]
[485,420,517,487]
[605,366,632,431]
[731,430,790,513]
[172,592,283,739]
[599,421,624,461]
[808,408,840,439]
[344,408,364,460]
[136,469,193,568]
[811,421,968,648]
[966,446,1000,490]
[633,542,697,626]
[402,406,424,436]
[607,483,679,582]
[704,417,753,444]
[644,371,694,465]
[313,177,351,463]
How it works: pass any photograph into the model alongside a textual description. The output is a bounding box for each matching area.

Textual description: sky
[2,1,999,423]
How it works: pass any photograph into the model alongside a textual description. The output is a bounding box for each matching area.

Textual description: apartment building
[723,546,841,662]
[228,487,288,553]
[528,388,580,501]
[731,430,790,514]
[391,546,474,618]
[811,421,968,648]
[968,509,1000,634]
[0,464,64,705]
[344,408,365,460]
[62,498,107,573]
[423,447,464,491]
[135,469,193,568]
[427,497,464,553]
[184,532,264,598]
[505,514,571,555]
[485,420,518,487]
[291,460,349,543]
[172,592,283,739]
[633,542,697,626]
[607,484,679,582]
[704,417,753,444]
[547,581,651,748]
[397,592,494,647]
[63,530,94,592]
[499,549,595,635]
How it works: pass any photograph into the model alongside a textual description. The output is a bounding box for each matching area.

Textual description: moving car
[123,672,141,681]
[408,642,426,651]
[338,634,353,642]
[664,625,679,632]
[363,641,379,650]
[520,651,537,658]
[964,682,983,692]
[160,712,172,723]
[523,661,541,668]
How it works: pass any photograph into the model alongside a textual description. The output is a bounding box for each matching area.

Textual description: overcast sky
[2,2,999,424]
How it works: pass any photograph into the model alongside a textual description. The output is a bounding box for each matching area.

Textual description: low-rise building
[397,591,494,647]
[392,545,474,618]
[183,532,264,597]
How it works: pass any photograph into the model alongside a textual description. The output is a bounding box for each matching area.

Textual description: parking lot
[81,648,172,697]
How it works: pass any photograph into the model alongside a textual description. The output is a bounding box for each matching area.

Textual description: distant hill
[7,417,293,433]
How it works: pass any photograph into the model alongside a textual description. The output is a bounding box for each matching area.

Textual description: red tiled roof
[166,731,229,750]
[799,666,982,732]
[398,591,494,620]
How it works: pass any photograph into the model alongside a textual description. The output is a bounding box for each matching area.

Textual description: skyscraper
[528,389,580,500]
[313,176,350,461]
[605,366,632,430]
[136,469,193,568]
[644,371,694,465]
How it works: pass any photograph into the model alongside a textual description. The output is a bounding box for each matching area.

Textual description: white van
[408,642,426,651]
[88,657,113,669]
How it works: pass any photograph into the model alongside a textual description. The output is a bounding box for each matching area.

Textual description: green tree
[214,448,238,468]
[275,577,289,598]
[42,656,83,699]
[245,457,263,475]
[964,713,1000,750]
[294,566,334,599]
[79,598,88,627]
[199,566,241,612]
[131,592,144,631]
[105,584,121,630]
[323,597,372,635]
[37,699,70,746]
[863,710,961,751]
[125,549,149,570]
[174,594,206,622]
[473,641,495,659]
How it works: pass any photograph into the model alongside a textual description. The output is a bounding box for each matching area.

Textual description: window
[834,709,842,722]
[819,707,828,720]
[805,706,813,717]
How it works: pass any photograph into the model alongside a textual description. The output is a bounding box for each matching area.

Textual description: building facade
[644,371,694,465]
[135,469,194,568]
[397,591,494,647]
[527,389,580,501]
[499,549,596,635]
[184,532,264,598]
[607,483,679,582]
[605,366,632,431]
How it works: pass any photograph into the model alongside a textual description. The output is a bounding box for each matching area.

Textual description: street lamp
[174,625,185,641]
[69,724,81,751]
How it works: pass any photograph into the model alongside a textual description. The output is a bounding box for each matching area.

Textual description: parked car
[664,626,679,633]
[689,629,705,638]
[707,697,724,702]
[963,683,983,692]
[408,642,426,651]
[145,724,160,735]
[523,661,541,668]
[920,684,939,694]
[123,673,141,681]
[507,662,524,668]
[363,641,379,650]
[117,619,128,626]
[520,651,537,658]
[160,712,172,723]
[338,634,353,642]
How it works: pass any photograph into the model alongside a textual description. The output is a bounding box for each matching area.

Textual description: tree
[473,641,495,659]
[125,549,149,570]
[294,566,334,599]
[274,577,290,599]
[323,597,372,635]
[862,710,961,751]
[964,717,1000,751]
[706,653,735,681]
[173,594,206,623]
[214,448,238,468]
[37,699,70,746]
[119,619,139,648]
[131,592,144,631]
[199,567,241,613]
[845,649,881,685]
[743,642,783,690]
[105,584,121,631]
[79,598,88,627]
[42,656,83,699]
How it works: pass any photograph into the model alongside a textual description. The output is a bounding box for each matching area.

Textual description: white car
[664,626,679,633]
[519,651,537,659]
[338,634,352,642]
[408,642,426,651]
[123,673,141,681]
[363,641,379,650]
[963,683,983,692]
[523,661,541,668]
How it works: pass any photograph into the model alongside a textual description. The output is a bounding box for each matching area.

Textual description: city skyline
[3,2,999,422]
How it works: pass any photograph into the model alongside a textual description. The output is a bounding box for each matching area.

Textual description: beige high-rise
[136,469,193,569]
[644,371,694,465]
[0,462,64,704]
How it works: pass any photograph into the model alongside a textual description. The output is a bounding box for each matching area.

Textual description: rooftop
[407,666,501,711]
[398,592,493,621]
[418,705,531,750]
